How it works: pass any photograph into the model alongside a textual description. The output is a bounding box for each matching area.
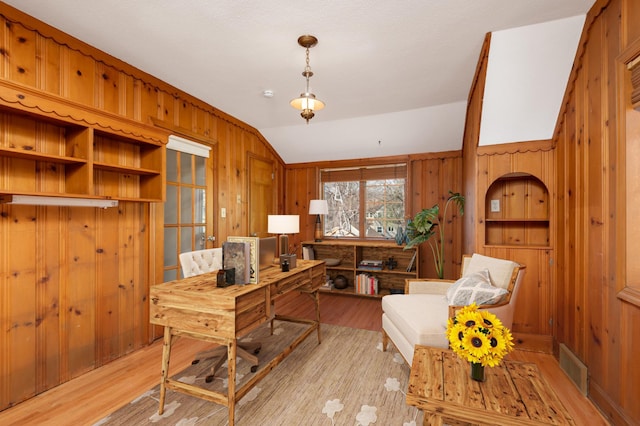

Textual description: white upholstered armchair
[381,253,525,365]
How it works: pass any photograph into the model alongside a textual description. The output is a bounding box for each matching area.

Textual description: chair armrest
[405,279,455,295]
[448,300,512,325]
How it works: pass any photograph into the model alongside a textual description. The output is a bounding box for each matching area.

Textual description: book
[356,273,379,295]
[302,246,315,260]
[227,236,260,284]
[223,241,250,284]
[406,250,418,272]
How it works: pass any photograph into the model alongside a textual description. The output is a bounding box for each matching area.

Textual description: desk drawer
[299,264,325,291]
[271,273,309,295]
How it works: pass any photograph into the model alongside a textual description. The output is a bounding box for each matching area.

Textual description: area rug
[94,321,423,426]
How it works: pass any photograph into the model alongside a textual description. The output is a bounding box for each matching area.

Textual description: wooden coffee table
[407,345,575,425]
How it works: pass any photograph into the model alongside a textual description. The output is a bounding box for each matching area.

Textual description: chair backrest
[460,253,522,293]
[179,248,223,278]
[458,253,526,327]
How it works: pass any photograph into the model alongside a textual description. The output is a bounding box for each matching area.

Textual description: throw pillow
[446,269,508,306]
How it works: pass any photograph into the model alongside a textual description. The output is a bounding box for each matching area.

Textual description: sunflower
[445,303,514,367]
[461,328,491,360]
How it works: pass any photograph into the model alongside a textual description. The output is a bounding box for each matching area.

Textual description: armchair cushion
[445,269,508,306]
[465,253,519,290]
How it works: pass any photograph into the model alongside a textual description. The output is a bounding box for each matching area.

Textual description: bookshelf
[0,80,166,202]
[302,240,419,298]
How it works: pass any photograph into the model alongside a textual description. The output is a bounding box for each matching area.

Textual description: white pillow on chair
[446,269,508,306]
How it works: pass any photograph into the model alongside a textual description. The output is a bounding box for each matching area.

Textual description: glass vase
[470,362,485,382]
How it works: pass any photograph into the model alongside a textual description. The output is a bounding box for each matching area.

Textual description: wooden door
[248,154,275,237]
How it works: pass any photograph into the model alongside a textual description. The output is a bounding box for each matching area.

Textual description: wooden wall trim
[0,79,168,144]
[285,151,461,170]
[552,0,611,140]
[149,117,217,146]
[477,139,554,156]
[467,33,492,105]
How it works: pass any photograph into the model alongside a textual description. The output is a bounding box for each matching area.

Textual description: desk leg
[158,326,173,415]
[313,290,321,344]
[227,339,237,426]
[423,412,443,426]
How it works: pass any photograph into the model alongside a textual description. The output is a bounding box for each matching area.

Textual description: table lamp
[309,199,328,242]
[267,214,300,256]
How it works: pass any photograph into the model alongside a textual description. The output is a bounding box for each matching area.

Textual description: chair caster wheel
[251,365,258,373]
[192,359,200,365]
[205,375,214,383]
[254,348,261,354]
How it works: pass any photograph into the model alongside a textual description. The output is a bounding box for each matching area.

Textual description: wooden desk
[150,260,325,426]
[407,346,575,426]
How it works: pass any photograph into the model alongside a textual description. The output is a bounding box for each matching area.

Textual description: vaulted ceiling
[4,0,595,163]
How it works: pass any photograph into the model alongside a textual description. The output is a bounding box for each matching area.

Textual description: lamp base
[314,214,323,242]
[279,234,289,256]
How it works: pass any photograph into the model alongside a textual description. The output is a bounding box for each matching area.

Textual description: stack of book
[356,273,379,295]
[358,259,383,271]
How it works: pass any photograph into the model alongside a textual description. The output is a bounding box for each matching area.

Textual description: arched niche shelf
[485,172,549,247]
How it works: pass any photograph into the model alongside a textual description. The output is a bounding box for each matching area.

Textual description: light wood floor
[0,292,608,425]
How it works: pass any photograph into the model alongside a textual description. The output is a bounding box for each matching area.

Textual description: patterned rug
[93,321,423,426]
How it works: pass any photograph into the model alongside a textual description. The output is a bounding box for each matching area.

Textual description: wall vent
[559,343,588,396]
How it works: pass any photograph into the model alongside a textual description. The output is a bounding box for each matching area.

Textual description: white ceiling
[4,0,594,163]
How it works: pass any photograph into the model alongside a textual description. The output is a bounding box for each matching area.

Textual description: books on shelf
[356,273,379,295]
[358,259,383,271]
[406,250,418,272]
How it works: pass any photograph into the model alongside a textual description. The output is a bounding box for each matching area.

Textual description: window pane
[195,156,206,186]
[181,187,192,223]
[365,179,405,239]
[323,181,360,237]
[180,226,193,253]
[164,227,177,267]
[166,149,178,183]
[165,185,178,224]
[180,153,192,184]
[194,188,205,224]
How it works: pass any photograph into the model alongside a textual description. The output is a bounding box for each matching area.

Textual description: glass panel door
[163,147,210,281]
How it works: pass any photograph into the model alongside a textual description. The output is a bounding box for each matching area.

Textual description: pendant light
[290,35,325,123]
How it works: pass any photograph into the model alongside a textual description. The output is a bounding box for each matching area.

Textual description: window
[321,164,406,239]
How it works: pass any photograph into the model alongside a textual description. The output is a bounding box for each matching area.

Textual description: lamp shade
[267,215,300,234]
[309,199,328,215]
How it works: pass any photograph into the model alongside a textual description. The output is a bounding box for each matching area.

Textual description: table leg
[227,338,237,426]
[158,326,173,415]
[313,290,321,344]
[423,412,443,426]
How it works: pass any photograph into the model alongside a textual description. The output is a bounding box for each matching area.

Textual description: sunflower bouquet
[446,303,514,367]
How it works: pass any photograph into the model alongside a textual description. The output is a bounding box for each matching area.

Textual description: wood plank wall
[552,0,640,424]
[462,0,639,423]
[0,3,284,410]
[284,152,464,280]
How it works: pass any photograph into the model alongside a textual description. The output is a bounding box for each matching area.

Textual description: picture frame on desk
[227,236,259,283]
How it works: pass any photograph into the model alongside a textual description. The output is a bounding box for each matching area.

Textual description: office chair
[179,248,261,382]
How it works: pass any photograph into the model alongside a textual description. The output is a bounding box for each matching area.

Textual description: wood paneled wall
[462,30,557,345]
[284,152,464,280]
[552,0,640,424]
[0,3,284,409]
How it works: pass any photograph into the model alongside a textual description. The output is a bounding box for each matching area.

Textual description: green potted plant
[404,191,465,279]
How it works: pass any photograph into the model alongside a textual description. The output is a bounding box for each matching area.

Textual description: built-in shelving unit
[303,240,419,298]
[484,173,550,247]
[0,80,167,202]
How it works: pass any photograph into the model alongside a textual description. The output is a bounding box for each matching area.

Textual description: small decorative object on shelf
[446,303,514,382]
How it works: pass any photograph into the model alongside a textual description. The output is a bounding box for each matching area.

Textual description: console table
[150,259,325,426]
[407,345,575,425]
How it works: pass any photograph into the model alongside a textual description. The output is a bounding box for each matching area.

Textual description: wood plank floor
[0,292,608,425]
